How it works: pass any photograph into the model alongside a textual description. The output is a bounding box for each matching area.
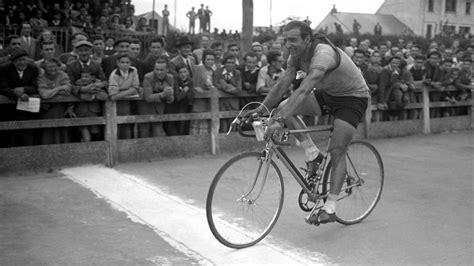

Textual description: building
[376,0,473,38]
[314,12,414,36]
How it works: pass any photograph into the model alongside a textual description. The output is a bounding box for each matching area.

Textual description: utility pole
[174,0,177,28]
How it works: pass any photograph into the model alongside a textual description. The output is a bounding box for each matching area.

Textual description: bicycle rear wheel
[322,140,384,225]
[206,152,284,249]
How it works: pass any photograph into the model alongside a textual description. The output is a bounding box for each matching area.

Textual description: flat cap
[9,49,28,61]
[74,40,93,48]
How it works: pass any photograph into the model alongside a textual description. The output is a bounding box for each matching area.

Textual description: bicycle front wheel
[323,140,384,225]
[206,152,284,249]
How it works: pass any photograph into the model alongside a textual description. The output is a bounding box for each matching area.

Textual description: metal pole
[152,0,156,33]
[174,0,177,28]
[270,0,272,26]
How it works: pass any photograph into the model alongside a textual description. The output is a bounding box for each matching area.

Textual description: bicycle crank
[298,189,318,212]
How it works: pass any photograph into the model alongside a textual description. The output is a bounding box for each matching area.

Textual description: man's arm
[275,67,325,119]
[260,66,296,110]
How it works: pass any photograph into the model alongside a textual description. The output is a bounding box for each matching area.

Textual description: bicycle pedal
[305,216,320,226]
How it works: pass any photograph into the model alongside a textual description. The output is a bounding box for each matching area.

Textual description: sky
[133,0,385,32]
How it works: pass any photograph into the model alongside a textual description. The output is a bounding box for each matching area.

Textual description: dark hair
[150,37,165,47]
[222,53,236,64]
[414,54,426,60]
[175,63,188,72]
[116,53,130,61]
[71,32,88,43]
[427,51,441,59]
[243,51,258,61]
[40,58,62,69]
[266,51,282,64]
[283,20,313,41]
[155,55,169,66]
[388,56,402,63]
[210,41,223,49]
[441,59,453,64]
[130,38,140,45]
[202,49,216,61]
[227,43,239,50]
[353,49,367,57]
[6,34,20,45]
[91,35,105,42]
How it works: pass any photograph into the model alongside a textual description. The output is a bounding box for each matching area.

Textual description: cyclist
[244,21,369,225]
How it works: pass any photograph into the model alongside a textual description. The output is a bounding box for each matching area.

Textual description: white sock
[322,193,338,214]
[298,138,320,162]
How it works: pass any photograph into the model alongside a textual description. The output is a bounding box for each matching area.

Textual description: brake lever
[226,117,241,135]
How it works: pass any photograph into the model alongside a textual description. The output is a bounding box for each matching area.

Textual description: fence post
[422,85,431,134]
[210,88,220,155]
[364,97,372,139]
[470,88,474,130]
[105,100,118,167]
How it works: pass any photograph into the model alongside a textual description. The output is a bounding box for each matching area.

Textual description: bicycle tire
[322,140,384,225]
[206,152,284,248]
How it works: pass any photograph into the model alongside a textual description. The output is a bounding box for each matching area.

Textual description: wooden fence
[0,87,472,172]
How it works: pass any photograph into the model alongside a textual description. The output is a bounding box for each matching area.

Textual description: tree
[241,0,253,53]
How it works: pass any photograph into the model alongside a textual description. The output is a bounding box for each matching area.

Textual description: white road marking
[61,165,330,265]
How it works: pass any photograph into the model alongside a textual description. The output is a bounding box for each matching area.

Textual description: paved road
[1,131,473,265]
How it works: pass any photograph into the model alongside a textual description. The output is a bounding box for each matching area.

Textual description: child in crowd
[73,68,108,142]
[164,64,194,136]
[108,53,140,139]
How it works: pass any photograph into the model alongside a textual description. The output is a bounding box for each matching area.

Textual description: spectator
[136,17,150,32]
[186,7,198,35]
[164,64,194,136]
[454,58,473,101]
[364,51,383,106]
[378,56,402,110]
[162,4,170,35]
[198,4,206,33]
[19,23,37,59]
[104,36,115,57]
[108,53,140,139]
[143,37,168,74]
[37,58,71,144]
[102,38,144,83]
[30,9,48,37]
[256,51,285,95]
[210,41,224,68]
[374,22,382,37]
[423,51,443,117]
[214,54,242,132]
[387,60,415,120]
[205,6,212,32]
[190,49,215,135]
[35,41,66,73]
[34,29,62,60]
[129,39,142,59]
[138,57,174,138]
[59,32,87,64]
[91,35,106,64]
[252,42,267,67]
[66,40,108,142]
[344,38,358,58]
[0,49,40,146]
[227,43,241,66]
[0,35,22,65]
[239,52,260,94]
[193,34,210,64]
[169,36,196,76]
[123,16,135,32]
[108,14,123,31]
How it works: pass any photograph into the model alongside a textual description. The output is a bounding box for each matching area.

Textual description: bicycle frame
[248,125,334,204]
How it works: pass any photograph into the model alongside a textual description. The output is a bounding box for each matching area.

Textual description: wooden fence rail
[0,86,472,171]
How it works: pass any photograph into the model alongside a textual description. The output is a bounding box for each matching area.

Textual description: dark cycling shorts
[314,89,368,128]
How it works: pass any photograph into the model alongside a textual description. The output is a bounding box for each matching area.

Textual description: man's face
[461,61,471,72]
[284,27,309,57]
[21,25,31,36]
[150,42,163,57]
[350,38,358,47]
[428,55,440,66]
[270,43,282,53]
[201,36,210,48]
[204,54,215,68]
[115,42,130,55]
[77,46,92,62]
[370,52,381,64]
[153,62,167,79]
[93,40,105,53]
[178,67,189,80]
[13,56,28,71]
[117,56,131,71]
[379,45,388,54]
[414,58,424,69]
[352,52,365,66]
[180,44,192,57]
[441,61,452,70]
[9,38,22,50]
[228,45,240,56]
[390,58,401,69]
[271,56,284,69]
[244,56,257,70]
[130,43,141,58]
[213,45,224,57]
[224,58,236,72]
[44,61,59,75]
[252,46,263,57]
[42,43,55,59]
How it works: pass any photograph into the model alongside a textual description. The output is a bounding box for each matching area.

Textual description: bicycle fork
[236,148,273,205]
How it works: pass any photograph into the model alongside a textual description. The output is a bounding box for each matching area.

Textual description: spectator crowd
[0,1,472,148]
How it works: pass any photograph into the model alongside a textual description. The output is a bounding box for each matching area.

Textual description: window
[445,0,457,12]
[459,26,471,35]
[426,24,433,39]
[466,2,471,14]
[428,0,434,12]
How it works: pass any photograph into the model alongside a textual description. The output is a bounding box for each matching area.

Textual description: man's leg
[323,118,356,213]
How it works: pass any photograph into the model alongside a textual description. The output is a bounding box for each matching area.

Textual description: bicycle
[206,109,384,249]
